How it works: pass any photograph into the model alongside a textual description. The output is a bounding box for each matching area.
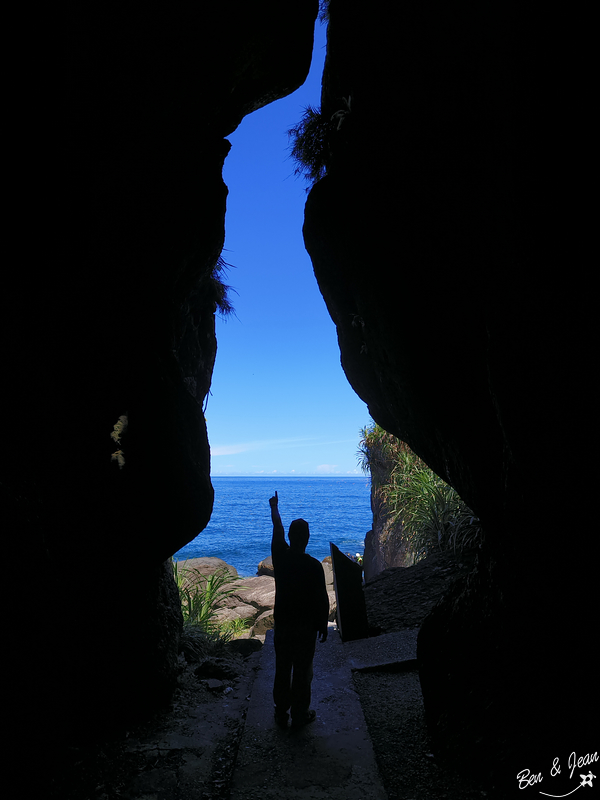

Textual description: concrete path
[229,625,418,800]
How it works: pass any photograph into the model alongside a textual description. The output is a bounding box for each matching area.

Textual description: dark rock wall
[304,1,595,785]
[5,2,318,741]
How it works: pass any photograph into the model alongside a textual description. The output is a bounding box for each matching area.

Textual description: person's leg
[290,629,317,725]
[273,626,293,722]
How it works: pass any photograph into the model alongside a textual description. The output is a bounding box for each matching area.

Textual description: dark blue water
[174,476,373,576]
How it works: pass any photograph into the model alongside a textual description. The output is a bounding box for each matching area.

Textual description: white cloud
[211,444,249,456]
[316,464,339,474]
[211,436,317,457]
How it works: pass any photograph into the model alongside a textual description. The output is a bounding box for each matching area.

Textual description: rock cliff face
[303,1,594,783]
[362,487,413,582]
[6,2,319,742]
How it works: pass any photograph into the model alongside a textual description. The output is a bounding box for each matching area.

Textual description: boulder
[252,609,275,636]
[259,555,332,584]
[176,556,238,575]
[212,574,276,640]
[225,638,263,658]
[195,657,241,681]
[176,557,239,581]
[231,576,276,612]
[257,556,274,577]
[213,605,257,625]
[205,679,227,692]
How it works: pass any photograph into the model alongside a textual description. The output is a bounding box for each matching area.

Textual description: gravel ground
[45,651,262,800]
[353,668,498,800]
[356,548,506,799]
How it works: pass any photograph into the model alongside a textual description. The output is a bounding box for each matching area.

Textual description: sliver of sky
[207,19,370,476]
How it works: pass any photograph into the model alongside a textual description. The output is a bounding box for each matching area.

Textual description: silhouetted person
[269,491,329,728]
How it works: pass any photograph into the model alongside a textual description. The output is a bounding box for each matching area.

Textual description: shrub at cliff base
[358,423,482,563]
[172,561,251,661]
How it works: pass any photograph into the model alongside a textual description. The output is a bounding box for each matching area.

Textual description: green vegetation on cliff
[210,255,236,319]
[287,104,332,185]
[358,423,482,564]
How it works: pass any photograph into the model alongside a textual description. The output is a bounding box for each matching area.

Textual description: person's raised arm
[269,491,286,554]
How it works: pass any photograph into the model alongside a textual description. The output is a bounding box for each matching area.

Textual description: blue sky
[206,20,370,476]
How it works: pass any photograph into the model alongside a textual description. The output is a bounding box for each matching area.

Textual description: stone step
[229,626,418,799]
[344,628,419,672]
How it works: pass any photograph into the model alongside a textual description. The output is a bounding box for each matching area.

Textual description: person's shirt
[271,538,329,632]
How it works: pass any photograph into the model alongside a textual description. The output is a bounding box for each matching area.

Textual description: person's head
[288,518,310,551]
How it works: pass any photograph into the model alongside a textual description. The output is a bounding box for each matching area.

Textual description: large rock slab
[330,543,368,642]
[364,547,478,632]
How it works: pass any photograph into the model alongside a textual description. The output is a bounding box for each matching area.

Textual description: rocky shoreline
[175,545,478,643]
[175,555,338,641]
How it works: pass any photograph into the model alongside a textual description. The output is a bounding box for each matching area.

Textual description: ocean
[174,476,373,577]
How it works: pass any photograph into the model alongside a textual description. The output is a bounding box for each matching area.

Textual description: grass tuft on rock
[287,104,333,186]
[210,256,237,319]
